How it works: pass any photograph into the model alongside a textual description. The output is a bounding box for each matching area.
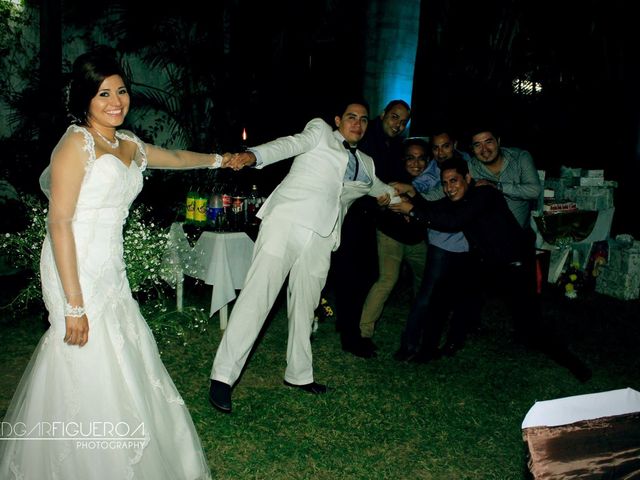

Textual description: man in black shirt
[390,158,591,382]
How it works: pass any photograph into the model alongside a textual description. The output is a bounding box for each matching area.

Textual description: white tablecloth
[162,223,255,328]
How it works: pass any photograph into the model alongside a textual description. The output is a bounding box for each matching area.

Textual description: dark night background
[2,0,639,236]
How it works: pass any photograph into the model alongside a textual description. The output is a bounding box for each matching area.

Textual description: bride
[0,47,229,479]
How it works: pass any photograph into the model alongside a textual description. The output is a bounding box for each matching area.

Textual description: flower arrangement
[0,195,47,311]
[312,297,334,335]
[122,205,171,296]
[557,261,584,299]
[555,241,609,300]
[318,297,334,318]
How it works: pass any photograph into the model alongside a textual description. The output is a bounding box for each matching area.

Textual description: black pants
[492,254,588,372]
[330,197,378,348]
[401,245,477,353]
[501,256,543,342]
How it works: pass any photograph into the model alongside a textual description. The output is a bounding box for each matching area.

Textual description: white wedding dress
[0,126,211,479]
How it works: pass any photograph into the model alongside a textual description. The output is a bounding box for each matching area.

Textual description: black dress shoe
[539,343,593,383]
[568,361,592,383]
[342,341,377,358]
[554,351,592,383]
[440,342,463,357]
[360,337,378,351]
[409,348,441,364]
[283,380,328,394]
[393,347,417,362]
[209,380,232,413]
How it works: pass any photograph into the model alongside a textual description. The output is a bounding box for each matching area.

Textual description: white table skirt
[162,223,255,328]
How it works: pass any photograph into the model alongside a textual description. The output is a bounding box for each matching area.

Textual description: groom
[209,99,396,413]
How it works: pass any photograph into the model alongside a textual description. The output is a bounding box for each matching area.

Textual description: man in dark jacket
[390,158,592,382]
[330,99,411,358]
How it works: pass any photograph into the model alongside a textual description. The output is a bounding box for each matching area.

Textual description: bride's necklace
[94,129,119,149]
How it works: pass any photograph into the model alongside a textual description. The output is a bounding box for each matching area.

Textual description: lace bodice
[39,126,147,226]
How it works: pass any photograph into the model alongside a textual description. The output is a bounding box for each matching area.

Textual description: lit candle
[241,127,247,151]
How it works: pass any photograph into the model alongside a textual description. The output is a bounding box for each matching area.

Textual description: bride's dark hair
[66,46,130,125]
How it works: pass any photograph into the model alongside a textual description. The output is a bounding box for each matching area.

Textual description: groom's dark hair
[334,97,370,118]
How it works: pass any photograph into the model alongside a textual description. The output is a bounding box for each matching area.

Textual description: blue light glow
[363,0,420,116]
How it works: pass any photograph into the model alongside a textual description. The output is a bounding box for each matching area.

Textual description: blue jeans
[400,245,475,353]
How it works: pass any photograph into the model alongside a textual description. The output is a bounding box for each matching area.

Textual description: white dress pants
[210,217,334,386]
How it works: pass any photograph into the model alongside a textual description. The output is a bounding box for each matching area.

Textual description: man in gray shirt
[467,127,541,228]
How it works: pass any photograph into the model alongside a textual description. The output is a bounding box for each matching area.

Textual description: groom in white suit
[209,100,396,412]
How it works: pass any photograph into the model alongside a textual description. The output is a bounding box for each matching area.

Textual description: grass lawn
[1,275,639,479]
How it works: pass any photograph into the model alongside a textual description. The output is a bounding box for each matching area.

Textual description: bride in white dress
[0,47,229,479]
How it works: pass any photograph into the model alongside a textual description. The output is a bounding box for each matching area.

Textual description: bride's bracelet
[64,302,86,318]
[209,153,223,169]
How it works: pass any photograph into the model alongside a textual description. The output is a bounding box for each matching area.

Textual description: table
[162,223,255,329]
[521,388,640,478]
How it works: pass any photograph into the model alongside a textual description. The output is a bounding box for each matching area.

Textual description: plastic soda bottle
[185,189,197,224]
[246,184,260,225]
[194,194,208,226]
[207,186,224,228]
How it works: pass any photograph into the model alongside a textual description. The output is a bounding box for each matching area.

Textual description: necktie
[343,140,359,180]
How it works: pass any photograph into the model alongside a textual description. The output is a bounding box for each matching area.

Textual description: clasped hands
[373,182,417,215]
[221,152,257,171]
[386,181,417,215]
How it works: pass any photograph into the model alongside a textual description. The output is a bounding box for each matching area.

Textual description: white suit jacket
[253,118,395,249]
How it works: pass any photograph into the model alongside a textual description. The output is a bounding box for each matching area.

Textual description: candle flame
[242,128,247,141]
